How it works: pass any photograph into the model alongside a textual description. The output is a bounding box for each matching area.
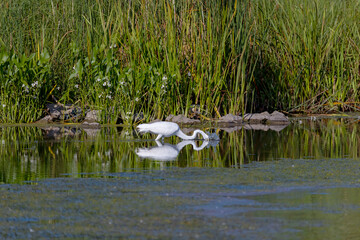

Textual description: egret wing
[146,122,179,136]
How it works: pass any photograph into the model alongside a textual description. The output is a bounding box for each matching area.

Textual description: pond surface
[1,117,360,239]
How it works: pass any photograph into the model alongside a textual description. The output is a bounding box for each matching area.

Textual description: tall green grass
[252,0,360,112]
[1,0,360,123]
[0,0,253,123]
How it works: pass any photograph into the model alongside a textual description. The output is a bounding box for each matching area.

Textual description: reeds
[1,0,360,123]
[0,0,254,123]
[252,0,360,112]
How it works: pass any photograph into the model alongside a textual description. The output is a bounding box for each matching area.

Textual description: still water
[1,118,360,239]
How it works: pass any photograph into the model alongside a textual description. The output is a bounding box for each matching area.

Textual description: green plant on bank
[0,48,53,123]
[1,0,360,124]
[65,42,179,124]
[0,0,253,123]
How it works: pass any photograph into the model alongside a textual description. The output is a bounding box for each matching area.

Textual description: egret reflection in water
[136,140,212,161]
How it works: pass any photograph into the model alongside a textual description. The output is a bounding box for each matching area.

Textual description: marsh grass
[252,0,360,112]
[1,0,360,123]
[0,0,253,123]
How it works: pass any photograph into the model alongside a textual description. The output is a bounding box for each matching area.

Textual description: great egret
[137,121,209,141]
[136,140,209,161]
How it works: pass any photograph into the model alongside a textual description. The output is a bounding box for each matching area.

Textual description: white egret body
[137,121,209,141]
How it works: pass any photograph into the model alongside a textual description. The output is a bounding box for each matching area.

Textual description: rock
[218,114,243,123]
[242,111,290,125]
[40,126,81,139]
[165,114,200,124]
[219,126,243,133]
[83,110,101,123]
[269,124,289,132]
[268,111,290,125]
[243,111,271,123]
[49,106,61,119]
[220,123,289,133]
[243,124,270,131]
[82,121,101,128]
[165,114,175,121]
[36,104,84,123]
[46,104,83,122]
[83,128,101,137]
[35,115,52,124]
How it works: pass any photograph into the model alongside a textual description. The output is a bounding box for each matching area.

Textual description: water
[1,118,360,239]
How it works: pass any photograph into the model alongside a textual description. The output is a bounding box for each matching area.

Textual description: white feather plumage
[137,121,209,141]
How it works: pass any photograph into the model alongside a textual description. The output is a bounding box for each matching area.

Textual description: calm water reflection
[0,117,359,184]
[136,140,210,161]
[1,118,360,239]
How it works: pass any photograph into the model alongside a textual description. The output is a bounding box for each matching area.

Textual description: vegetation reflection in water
[0,118,359,184]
